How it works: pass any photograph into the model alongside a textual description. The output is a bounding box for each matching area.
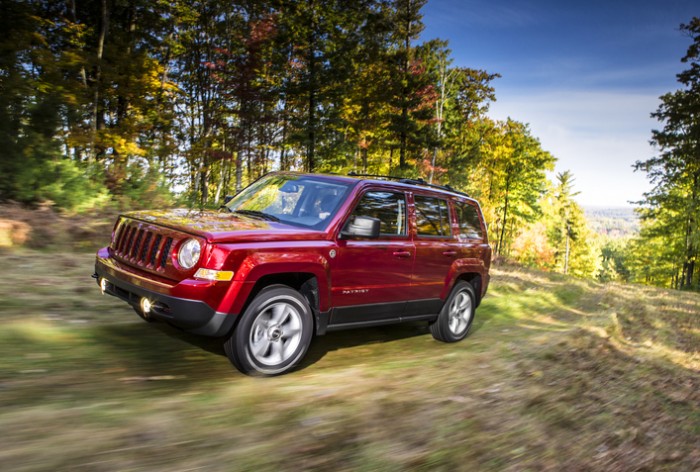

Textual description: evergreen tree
[388,0,429,170]
[634,17,700,290]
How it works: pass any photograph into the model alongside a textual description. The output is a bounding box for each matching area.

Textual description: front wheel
[224,285,314,376]
[430,281,476,343]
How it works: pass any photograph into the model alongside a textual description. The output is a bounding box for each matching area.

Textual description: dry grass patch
[0,252,698,471]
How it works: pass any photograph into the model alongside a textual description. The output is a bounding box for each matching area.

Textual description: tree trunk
[430,61,448,183]
[199,164,209,206]
[280,100,289,171]
[399,1,411,170]
[306,7,317,173]
[564,228,570,275]
[497,178,511,257]
[92,0,108,162]
[67,0,88,89]
[235,148,242,192]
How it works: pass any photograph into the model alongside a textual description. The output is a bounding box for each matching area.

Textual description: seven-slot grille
[112,219,174,270]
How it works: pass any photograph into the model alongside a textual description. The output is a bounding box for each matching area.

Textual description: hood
[124,209,326,243]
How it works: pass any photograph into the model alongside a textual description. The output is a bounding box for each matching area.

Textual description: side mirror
[280,182,299,193]
[341,216,381,239]
[223,195,234,205]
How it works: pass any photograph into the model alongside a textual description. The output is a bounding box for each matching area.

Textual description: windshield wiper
[232,209,280,222]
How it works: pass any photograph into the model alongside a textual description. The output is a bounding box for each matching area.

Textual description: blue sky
[421,0,698,206]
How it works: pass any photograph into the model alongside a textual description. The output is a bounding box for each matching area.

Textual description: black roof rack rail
[347,171,470,198]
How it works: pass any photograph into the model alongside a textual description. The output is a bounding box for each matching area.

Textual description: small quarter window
[457,202,484,240]
[350,191,407,236]
[415,196,452,237]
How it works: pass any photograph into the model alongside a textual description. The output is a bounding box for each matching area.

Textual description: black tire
[133,306,156,323]
[430,281,476,343]
[224,285,314,376]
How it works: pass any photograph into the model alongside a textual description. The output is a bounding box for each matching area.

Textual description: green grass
[0,251,698,471]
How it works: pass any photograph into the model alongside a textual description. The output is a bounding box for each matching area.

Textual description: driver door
[330,189,415,325]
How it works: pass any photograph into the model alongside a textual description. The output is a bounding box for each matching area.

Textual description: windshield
[225,174,353,230]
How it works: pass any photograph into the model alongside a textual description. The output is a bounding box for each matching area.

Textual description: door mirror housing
[280,182,299,193]
[341,216,381,239]
[223,195,234,205]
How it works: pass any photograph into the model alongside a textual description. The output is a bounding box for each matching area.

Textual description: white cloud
[489,89,658,206]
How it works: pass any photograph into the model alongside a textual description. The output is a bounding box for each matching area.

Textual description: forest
[0,0,698,291]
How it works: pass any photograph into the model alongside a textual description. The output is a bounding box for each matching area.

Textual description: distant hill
[584,206,639,238]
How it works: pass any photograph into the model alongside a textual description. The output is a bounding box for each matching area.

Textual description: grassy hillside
[0,251,698,471]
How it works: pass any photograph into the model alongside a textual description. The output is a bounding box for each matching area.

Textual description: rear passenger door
[411,194,461,305]
[330,189,415,325]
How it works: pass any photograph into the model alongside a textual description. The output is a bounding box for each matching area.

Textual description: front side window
[414,195,452,237]
[349,191,407,236]
[225,174,352,229]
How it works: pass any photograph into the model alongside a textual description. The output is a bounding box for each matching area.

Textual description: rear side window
[350,191,407,236]
[457,202,484,240]
[414,196,452,237]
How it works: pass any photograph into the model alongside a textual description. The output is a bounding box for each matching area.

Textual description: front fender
[218,249,332,314]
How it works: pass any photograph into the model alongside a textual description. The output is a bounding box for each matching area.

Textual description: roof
[270,171,475,202]
[346,171,471,199]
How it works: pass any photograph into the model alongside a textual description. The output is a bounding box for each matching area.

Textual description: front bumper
[94,254,236,337]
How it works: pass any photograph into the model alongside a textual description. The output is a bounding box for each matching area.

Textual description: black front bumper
[94,261,236,337]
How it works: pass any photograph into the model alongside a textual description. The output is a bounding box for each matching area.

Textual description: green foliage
[14,155,110,213]
[627,209,687,288]
[547,171,599,278]
[633,17,700,291]
[597,237,631,282]
[511,172,599,279]
[465,119,556,257]
[6,0,671,288]
[0,0,556,221]
[112,162,177,211]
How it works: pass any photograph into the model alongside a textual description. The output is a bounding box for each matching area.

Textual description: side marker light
[194,269,234,281]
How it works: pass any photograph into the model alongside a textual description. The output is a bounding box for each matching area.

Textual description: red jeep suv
[94,172,491,375]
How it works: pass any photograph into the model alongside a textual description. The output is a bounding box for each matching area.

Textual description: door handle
[392,251,412,258]
[442,250,457,256]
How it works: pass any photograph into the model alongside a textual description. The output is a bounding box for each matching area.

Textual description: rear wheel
[430,281,476,343]
[224,285,314,376]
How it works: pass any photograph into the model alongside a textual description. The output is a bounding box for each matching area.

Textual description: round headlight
[177,238,201,269]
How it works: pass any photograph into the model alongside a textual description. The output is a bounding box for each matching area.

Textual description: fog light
[194,268,234,281]
[99,278,108,295]
[140,297,153,314]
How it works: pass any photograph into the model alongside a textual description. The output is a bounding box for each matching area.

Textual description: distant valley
[584,206,639,238]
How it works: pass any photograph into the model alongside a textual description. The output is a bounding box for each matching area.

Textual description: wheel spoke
[282,327,301,339]
[280,338,296,360]
[270,340,284,363]
[449,315,459,332]
[269,303,286,324]
[457,296,468,311]
[278,302,299,328]
[252,323,265,341]
[251,337,271,359]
